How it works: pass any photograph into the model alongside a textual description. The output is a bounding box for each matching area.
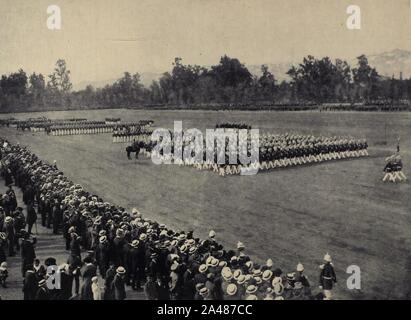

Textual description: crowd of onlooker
[0,137,337,300]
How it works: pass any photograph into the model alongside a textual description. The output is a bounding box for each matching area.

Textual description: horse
[126,143,140,160]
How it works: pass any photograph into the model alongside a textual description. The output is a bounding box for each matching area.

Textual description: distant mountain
[75,72,163,91]
[74,49,411,90]
[366,48,411,79]
[246,62,294,82]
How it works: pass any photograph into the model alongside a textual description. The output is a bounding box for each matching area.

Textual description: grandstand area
[1,108,411,300]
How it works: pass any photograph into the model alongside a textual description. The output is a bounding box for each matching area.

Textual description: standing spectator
[26,202,37,235]
[35,279,50,300]
[112,266,126,300]
[103,264,116,300]
[20,231,36,277]
[144,275,158,300]
[80,256,97,300]
[23,267,38,300]
[92,276,102,300]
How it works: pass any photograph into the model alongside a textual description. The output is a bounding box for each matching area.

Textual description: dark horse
[126,141,140,160]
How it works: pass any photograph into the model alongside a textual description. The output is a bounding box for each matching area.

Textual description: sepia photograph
[0,0,410,307]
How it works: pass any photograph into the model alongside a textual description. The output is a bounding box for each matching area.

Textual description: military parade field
[1,109,411,300]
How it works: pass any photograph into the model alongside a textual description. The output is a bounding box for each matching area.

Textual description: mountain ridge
[76,49,411,90]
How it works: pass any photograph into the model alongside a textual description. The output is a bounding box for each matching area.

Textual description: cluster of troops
[216,123,252,130]
[146,129,369,176]
[0,137,338,300]
[383,153,407,183]
[48,122,150,136]
[112,121,154,143]
[13,118,88,132]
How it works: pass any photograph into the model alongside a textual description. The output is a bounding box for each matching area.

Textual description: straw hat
[116,266,126,274]
[262,270,273,281]
[199,264,208,273]
[227,283,238,296]
[246,285,257,294]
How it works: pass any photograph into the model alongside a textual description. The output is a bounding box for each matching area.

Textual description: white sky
[0,0,410,86]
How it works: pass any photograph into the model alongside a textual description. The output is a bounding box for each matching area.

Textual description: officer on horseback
[126,140,140,160]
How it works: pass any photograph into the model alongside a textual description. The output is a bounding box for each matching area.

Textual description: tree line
[1,55,411,112]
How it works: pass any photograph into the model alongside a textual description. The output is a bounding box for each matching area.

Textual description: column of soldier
[147,124,369,176]
[112,120,154,143]
[0,138,338,300]
[48,121,147,136]
[13,118,89,133]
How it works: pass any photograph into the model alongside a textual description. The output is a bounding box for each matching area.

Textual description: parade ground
[1,109,411,300]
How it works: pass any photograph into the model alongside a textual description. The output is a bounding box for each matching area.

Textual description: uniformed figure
[319,253,337,299]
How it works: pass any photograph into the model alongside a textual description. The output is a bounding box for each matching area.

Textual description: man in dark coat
[144,275,158,300]
[112,229,126,267]
[104,264,116,300]
[128,239,141,290]
[68,233,82,295]
[95,236,110,278]
[23,184,35,205]
[23,267,38,300]
[20,232,36,277]
[80,256,97,300]
[111,266,126,300]
[26,202,37,235]
[4,168,13,187]
[52,201,62,235]
[4,216,15,256]
[58,264,74,300]
[35,279,50,300]
[156,276,170,300]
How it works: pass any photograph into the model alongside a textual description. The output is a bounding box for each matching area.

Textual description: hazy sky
[0,0,410,87]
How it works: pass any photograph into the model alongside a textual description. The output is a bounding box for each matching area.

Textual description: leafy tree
[352,55,380,101]
[48,59,72,93]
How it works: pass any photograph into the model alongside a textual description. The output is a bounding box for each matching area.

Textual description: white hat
[273,282,284,295]
[262,270,273,281]
[237,241,245,250]
[199,287,209,296]
[233,269,242,280]
[227,283,237,295]
[199,264,208,273]
[272,276,282,286]
[246,285,257,294]
[246,294,258,300]
[210,258,219,267]
[324,253,332,262]
[116,266,126,274]
[208,230,216,238]
[296,262,304,272]
[237,274,246,284]
[266,258,273,268]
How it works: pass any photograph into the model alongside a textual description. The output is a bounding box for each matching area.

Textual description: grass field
[1,109,411,300]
